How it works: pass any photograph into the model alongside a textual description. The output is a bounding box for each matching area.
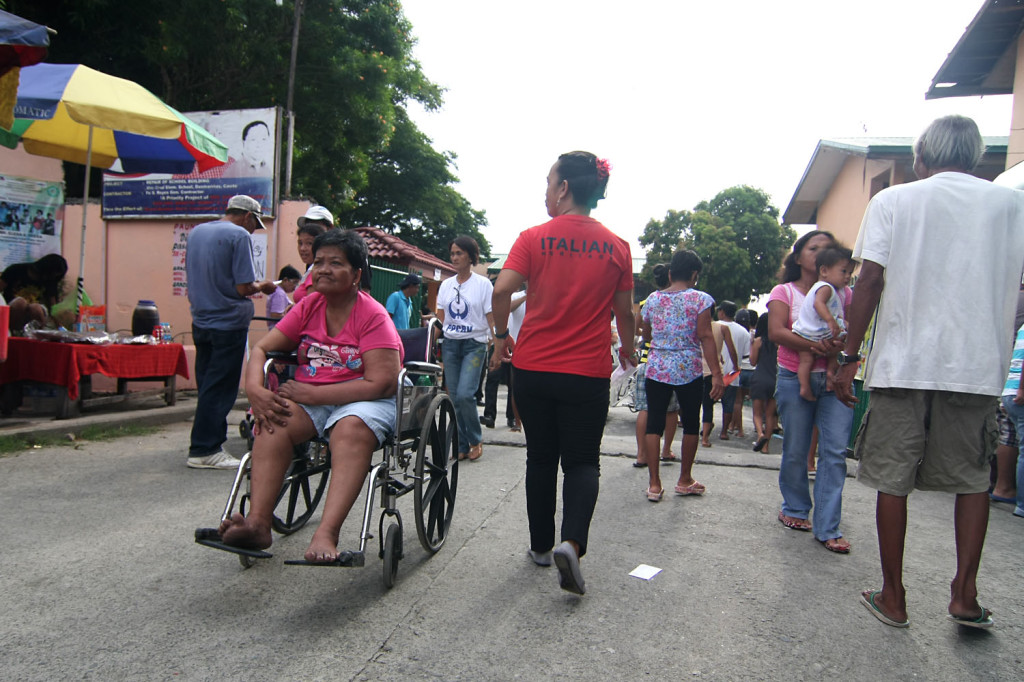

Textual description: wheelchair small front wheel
[271,445,330,535]
[414,393,459,553]
[382,522,401,589]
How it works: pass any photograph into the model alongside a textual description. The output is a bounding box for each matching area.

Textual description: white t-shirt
[436,272,493,343]
[508,291,527,341]
[793,281,846,342]
[721,319,749,375]
[855,171,1024,395]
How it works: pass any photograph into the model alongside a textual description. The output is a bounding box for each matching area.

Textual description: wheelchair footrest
[194,527,273,559]
[284,550,365,567]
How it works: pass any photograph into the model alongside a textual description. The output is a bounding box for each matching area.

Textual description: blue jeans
[999,396,1024,516]
[189,325,248,456]
[775,368,854,541]
[441,337,487,453]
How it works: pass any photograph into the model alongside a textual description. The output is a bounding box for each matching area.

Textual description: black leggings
[701,375,715,424]
[645,376,704,436]
[512,367,609,558]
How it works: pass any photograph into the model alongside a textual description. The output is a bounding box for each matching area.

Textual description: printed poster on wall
[171,223,267,300]
[0,175,64,272]
[102,107,280,219]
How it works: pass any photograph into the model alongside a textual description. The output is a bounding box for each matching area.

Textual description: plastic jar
[131,300,160,337]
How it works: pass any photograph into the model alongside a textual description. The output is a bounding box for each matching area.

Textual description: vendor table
[0,337,189,419]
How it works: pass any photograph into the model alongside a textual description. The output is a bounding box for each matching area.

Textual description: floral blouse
[642,288,714,385]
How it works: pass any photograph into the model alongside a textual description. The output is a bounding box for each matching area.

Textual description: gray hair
[913,115,985,172]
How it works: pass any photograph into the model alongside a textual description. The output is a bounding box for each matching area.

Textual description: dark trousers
[645,375,704,435]
[483,361,515,421]
[513,367,609,558]
[189,325,247,456]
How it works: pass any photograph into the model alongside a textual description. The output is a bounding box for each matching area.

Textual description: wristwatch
[836,351,861,366]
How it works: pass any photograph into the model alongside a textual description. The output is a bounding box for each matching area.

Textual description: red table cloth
[0,338,189,400]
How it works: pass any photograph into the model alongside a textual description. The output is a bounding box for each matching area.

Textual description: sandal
[674,481,706,496]
[632,460,648,468]
[457,452,469,461]
[752,437,769,452]
[646,487,664,502]
[819,537,851,554]
[660,453,678,462]
[778,511,812,531]
[468,443,483,461]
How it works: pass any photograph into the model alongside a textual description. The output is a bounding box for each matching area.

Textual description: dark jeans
[483,361,515,422]
[513,367,609,558]
[189,325,247,456]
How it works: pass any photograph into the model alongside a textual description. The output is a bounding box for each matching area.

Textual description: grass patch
[0,422,160,456]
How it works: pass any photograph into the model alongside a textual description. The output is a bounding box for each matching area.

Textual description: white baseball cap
[297,205,334,228]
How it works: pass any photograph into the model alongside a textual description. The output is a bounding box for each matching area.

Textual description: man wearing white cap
[185,195,278,469]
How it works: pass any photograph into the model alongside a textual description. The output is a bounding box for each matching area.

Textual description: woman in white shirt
[437,236,494,461]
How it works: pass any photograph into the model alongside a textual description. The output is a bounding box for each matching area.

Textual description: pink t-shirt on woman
[274,290,403,385]
[767,281,852,374]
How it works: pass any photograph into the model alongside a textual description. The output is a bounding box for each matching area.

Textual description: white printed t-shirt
[855,171,1024,395]
[436,272,493,343]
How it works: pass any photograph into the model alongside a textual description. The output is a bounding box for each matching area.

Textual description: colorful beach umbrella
[0,62,229,312]
[0,10,50,129]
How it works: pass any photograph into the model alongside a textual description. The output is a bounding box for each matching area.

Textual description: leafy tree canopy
[639,186,796,305]
[11,0,488,260]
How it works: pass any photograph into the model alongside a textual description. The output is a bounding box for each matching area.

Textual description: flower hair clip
[595,157,612,180]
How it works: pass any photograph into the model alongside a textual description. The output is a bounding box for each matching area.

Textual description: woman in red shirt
[492,151,636,595]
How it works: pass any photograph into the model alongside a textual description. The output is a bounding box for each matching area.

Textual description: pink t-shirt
[767,281,852,373]
[274,290,404,385]
[291,269,314,303]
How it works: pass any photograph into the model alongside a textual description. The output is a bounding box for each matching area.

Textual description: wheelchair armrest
[404,361,442,376]
[266,351,299,362]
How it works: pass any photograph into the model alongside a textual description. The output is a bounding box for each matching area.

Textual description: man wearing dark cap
[386,273,421,330]
[185,195,277,469]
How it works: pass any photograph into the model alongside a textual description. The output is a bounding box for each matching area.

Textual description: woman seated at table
[1,253,70,332]
[218,229,404,562]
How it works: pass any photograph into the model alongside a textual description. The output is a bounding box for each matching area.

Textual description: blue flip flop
[947,607,994,629]
[989,493,1016,504]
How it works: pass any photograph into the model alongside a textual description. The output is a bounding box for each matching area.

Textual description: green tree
[638,186,795,305]
[12,0,485,261]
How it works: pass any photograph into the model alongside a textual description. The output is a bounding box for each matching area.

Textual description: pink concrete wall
[814,157,894,248]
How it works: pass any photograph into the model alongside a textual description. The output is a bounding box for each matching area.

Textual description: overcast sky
[400,0,1013,255]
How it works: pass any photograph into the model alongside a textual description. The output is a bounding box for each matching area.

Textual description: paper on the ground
[629,564,662,580]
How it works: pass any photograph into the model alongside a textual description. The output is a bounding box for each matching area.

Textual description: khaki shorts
[854,388,997,496]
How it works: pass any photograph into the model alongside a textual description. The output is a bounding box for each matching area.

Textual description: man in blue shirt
[385,273,421,330]
[185,195,277,469]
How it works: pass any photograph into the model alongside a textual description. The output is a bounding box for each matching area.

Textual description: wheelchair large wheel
[382,522,401,589]
[271,444,330,535]
[414,393,458,553]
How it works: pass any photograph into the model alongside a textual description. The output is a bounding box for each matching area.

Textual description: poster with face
[101,107,280,218]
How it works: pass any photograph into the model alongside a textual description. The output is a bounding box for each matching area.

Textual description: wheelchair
[195,319,458,589]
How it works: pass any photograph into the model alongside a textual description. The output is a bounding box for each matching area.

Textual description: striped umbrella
[0,62,228,312]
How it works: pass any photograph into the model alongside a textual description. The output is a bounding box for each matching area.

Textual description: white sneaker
[187,451,242,470]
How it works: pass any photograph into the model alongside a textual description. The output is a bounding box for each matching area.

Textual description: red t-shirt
[504,214,633,378]
[274,290,403,385]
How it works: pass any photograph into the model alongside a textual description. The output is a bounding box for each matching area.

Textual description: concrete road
[1,402,1022,680]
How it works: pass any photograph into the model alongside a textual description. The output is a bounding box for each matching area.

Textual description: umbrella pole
[75,124,93,324]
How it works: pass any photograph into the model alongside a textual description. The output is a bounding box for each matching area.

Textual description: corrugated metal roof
[927,0,1024,99]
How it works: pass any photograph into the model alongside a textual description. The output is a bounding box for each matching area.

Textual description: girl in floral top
[640,249,724,502]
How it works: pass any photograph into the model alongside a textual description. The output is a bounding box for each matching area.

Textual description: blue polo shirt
[386,290,412,330]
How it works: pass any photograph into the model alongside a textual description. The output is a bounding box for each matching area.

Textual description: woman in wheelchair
[218,229,404,563]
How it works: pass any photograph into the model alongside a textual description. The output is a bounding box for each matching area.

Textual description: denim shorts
[301,397,396,447]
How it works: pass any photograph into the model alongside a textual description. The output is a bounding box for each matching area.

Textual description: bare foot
[219,513,272,550]
[304,528,342,564]
[701,440,712,448]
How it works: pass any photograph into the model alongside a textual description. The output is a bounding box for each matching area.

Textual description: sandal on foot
[819,537,851,554]
[674,482,706,496]
[701,441,712,448]
[457,451,469,461]
[860,590,909,628]
[753,437,769,452]
[947,607,994,629]
[645,487,664,502]
[632,460,648,468]
[660,453,678,462]
[778,511,812,531]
